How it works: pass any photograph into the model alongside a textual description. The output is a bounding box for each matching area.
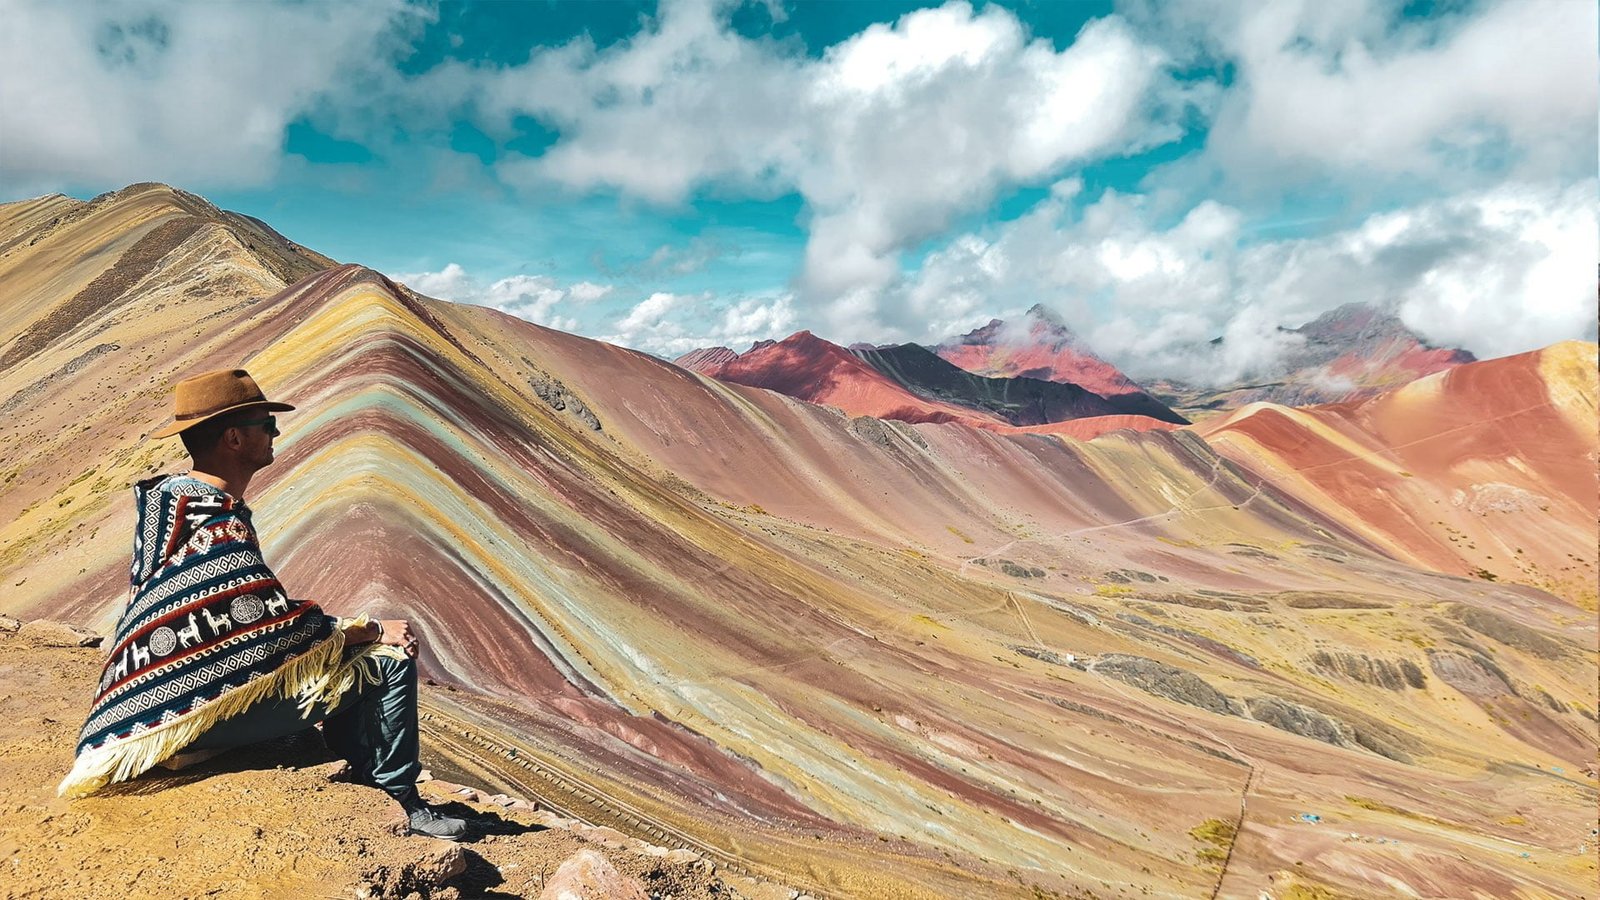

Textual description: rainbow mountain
[2,184,1595,899]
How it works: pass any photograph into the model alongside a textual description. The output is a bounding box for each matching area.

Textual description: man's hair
[179,410,254,459]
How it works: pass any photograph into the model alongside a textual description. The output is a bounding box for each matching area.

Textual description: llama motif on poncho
[60,474,370,797]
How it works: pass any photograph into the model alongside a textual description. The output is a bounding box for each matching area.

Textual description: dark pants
[182,653,422,802]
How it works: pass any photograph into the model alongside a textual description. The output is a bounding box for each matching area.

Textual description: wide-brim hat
[150,369,295,438]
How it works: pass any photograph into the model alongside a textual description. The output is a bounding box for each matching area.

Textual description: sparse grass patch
[1188,818,1235,866]
[1344,795,1451,828]
[1095,584,1133,598]
[946,525,975,544]
[1281,884,1358,900]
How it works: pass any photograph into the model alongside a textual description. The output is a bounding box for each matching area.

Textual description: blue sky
[3,0,1595,382]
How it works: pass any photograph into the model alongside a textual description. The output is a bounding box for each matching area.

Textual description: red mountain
[675,331,1180,437]
[935,304,1182,422]
[677,331,1009,426]
[1198,340,1595,601]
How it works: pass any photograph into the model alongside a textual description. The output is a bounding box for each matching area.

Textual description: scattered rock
[17,620,102,648]
[0,614,20,633]
[1117,614,1261,669]
[1102,569,1159,584]
[890,419,929,450]
[1427,649,1515,698]
[998,560,1045,579]
[1245,697,1352,747]
[1398,659,1427,690]
[1536,688,1566,713]
[1309,651,1426,690]
[538,848,649,900]
[847,415,892,448]
[526,368,602,432]
[1243,696,1415,763]
[1448,605,1565,659]
[1091,654,1238,716]
[1009,645,1075,667]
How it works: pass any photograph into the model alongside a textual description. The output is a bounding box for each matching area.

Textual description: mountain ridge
[932,303,1185,421]
[676,329,1185,439]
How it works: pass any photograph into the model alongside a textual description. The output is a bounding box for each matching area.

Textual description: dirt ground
[0,625,803,900]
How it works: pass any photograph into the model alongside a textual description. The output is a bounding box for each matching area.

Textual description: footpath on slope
[0,618,808,900]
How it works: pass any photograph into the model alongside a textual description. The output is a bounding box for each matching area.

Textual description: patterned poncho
[59,474,370,797]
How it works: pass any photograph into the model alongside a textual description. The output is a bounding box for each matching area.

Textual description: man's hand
[377,619,420,658]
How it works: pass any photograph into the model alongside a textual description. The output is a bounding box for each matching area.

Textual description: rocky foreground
[0,619,809,900]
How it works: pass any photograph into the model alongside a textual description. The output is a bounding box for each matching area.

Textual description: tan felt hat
[150,369,295,438]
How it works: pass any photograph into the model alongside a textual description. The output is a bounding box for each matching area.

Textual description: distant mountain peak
[933,311,1184,423]
[673,346,737,373]
[1294,302,1408,344]
[1150,302,1477,417]
[1024,303,1067,327]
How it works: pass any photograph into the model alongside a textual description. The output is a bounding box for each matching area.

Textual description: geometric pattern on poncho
[73,474,336,758]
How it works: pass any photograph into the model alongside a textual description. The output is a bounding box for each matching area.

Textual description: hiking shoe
[406,804,469,841]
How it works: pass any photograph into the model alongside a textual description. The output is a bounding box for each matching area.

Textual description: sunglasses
[235,416,280,437]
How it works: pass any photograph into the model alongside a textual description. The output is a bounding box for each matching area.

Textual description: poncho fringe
[59,629,399,798]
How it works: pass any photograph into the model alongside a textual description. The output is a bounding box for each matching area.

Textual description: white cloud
[398,264,801,356]
[566,281,614,304]
[1139,0,1598,189]
[896,178,1598,385]
[614,291,687,335]
[463,0,1183,306]
[599,290,797,358]
[0,0,426,193]
[1389,182,1599,357]
[9,0,1591,375]
[392,262,600,332]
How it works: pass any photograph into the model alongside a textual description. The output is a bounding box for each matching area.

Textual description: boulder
[364,843,466,897]
[538,849,649,900]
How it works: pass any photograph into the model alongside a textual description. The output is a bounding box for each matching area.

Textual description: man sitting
[59,369,467,841]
